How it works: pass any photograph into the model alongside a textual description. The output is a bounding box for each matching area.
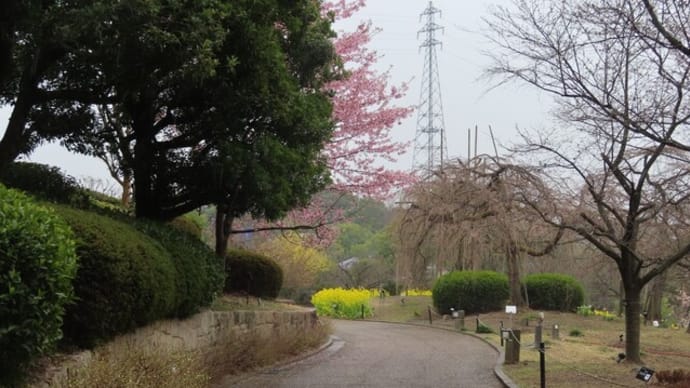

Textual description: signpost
[505,305,516,329]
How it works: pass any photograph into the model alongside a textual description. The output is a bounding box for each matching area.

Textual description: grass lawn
[367,295,690,387]
[370,295,433,322]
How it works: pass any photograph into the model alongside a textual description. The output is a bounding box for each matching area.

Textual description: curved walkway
[227,320,503,388]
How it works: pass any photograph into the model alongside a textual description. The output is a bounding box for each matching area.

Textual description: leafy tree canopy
[0,0,338,230]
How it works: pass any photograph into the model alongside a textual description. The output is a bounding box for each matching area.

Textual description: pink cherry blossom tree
[322,0,414,199]
[232,0,414,246]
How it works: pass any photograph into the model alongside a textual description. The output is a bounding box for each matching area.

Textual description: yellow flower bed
[404,289,432,297]
[311,288,373,318]
[594,309,617,321]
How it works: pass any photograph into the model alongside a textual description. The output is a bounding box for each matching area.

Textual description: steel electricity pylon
[412,1,447,176]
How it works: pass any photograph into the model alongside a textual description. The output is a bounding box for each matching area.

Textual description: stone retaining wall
[32,308,319,387]
[136,308,319,351]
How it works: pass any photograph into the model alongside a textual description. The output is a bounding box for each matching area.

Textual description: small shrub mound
[225,249,283,299]
[523,273,585,311]
[311,288,373,318]
[432,270,509,315]
[569,328,583,337]
[576,305,595,317]
[0,162,87,205]
[476,322,493,334]
[381,280,399,296]
[0,185,78,385]
[54,206,177,348]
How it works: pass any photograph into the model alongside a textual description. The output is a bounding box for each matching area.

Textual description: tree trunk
[623,282,643,363]
[0,51,42,171]
[618,281,625,317]
[214,206,233,257]
[131,110,157,219]
[645,271,666,323]
[121,172,132,208]
[0,97,32,171]
[506,240,523,306]
[133,141,155,218]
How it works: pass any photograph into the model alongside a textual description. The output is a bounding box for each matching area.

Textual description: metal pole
[540,342,545,388]
[474,125,478,159]
[467,128,471,163]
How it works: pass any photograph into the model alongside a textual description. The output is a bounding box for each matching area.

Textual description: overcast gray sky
[337,0,554,165]
[0,0,553,189]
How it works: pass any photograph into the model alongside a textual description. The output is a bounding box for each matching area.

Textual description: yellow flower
[312,288,373,318]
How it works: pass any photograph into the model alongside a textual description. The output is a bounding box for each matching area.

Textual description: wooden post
[551,324,560,340]
[428,305,432,325]
[535,324,543,347]
[504,329,521,364]
[455,310,465,331]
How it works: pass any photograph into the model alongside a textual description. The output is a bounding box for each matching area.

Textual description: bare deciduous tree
[63,105,134,207]
[485,0,690,362]
[395,157,561,304]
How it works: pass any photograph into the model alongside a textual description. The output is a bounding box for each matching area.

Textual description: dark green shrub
[167,214,204,239]
[0,185,78,385]
[293,288,316,305]
[134,219,223,317]
[523,273,585,311]
[432,270,509,314]
[53,206,176,348]
[0,162,87,205]
[225,249,283,299]
[382,280,399,296]
[476,323,493,334]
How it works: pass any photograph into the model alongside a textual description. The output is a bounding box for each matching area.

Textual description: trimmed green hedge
[1,163,223,351]
[0,185,77,385]
[225,249,283,299]
[134,219,223,317]
[523,273,585,311]
[54,206,177,348]
[432,270,509,314]
[0,162,87,205]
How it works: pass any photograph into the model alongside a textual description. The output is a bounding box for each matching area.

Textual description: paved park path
[228,320,503,388]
